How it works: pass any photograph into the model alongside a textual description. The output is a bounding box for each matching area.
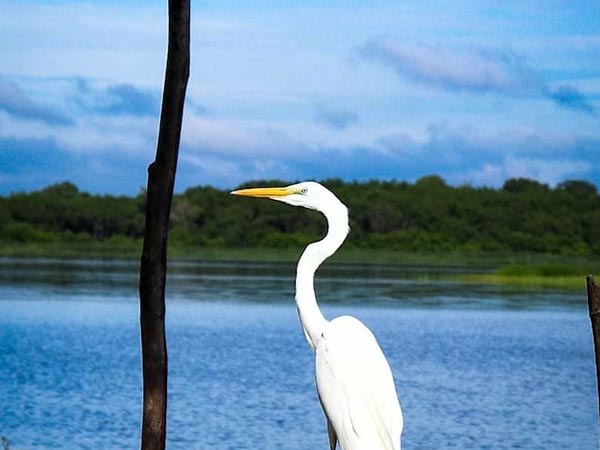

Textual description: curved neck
[295,203,349,351]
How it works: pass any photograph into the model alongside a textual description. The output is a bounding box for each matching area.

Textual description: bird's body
[232,181,403,450]
[316,316,402,450]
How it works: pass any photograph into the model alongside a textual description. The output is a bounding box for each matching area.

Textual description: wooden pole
[586,275,600,419]
[139,1,189,449]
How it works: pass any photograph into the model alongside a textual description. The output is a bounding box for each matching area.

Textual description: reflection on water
[0,257,596,450]
[0,257,586,309]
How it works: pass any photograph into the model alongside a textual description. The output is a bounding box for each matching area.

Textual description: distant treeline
[1,176,599,255]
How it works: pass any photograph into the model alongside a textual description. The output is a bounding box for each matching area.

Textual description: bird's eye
[300,188,308,195]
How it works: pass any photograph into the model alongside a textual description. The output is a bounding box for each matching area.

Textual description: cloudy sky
[1,0,599,194]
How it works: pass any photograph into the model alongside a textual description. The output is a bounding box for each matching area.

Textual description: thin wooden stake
[139,1,189,449]
[586,274,600,419]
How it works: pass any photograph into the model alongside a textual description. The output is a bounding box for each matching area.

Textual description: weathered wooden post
[139,1,189,449]
[586,275,600,419]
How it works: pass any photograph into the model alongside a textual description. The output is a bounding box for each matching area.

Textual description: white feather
[316,316,403,450]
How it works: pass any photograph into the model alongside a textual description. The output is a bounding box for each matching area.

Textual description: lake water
[0,257,597,449]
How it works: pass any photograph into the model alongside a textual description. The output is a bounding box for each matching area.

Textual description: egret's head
[231,181,344,213]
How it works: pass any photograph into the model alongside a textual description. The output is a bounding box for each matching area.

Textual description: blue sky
[1,0,599,194]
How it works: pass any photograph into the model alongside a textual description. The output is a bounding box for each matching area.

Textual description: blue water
[0,258,597,449]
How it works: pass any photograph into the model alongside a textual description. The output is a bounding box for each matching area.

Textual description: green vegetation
[454,261,594,290]
[2,177,600,289]
[455,273,585,290]
[1,177,600,267]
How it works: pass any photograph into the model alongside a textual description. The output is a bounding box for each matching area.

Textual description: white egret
[231,181,403,450]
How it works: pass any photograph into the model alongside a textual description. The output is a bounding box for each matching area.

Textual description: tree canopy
[1,177,599,255]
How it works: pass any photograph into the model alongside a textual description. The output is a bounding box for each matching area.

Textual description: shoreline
[0,244,595,291]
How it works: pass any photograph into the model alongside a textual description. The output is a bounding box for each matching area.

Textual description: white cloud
[458,157,592,187]
[181,115,307,158]
[1,0,599,193]
[360,40,596,114]
[0,79,73,125]
[1,2,165,84]
[313,104,359,130]
[360,41,537,93]
[504,157,592,185]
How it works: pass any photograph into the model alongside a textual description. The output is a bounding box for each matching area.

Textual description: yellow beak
[230,186,295,198]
